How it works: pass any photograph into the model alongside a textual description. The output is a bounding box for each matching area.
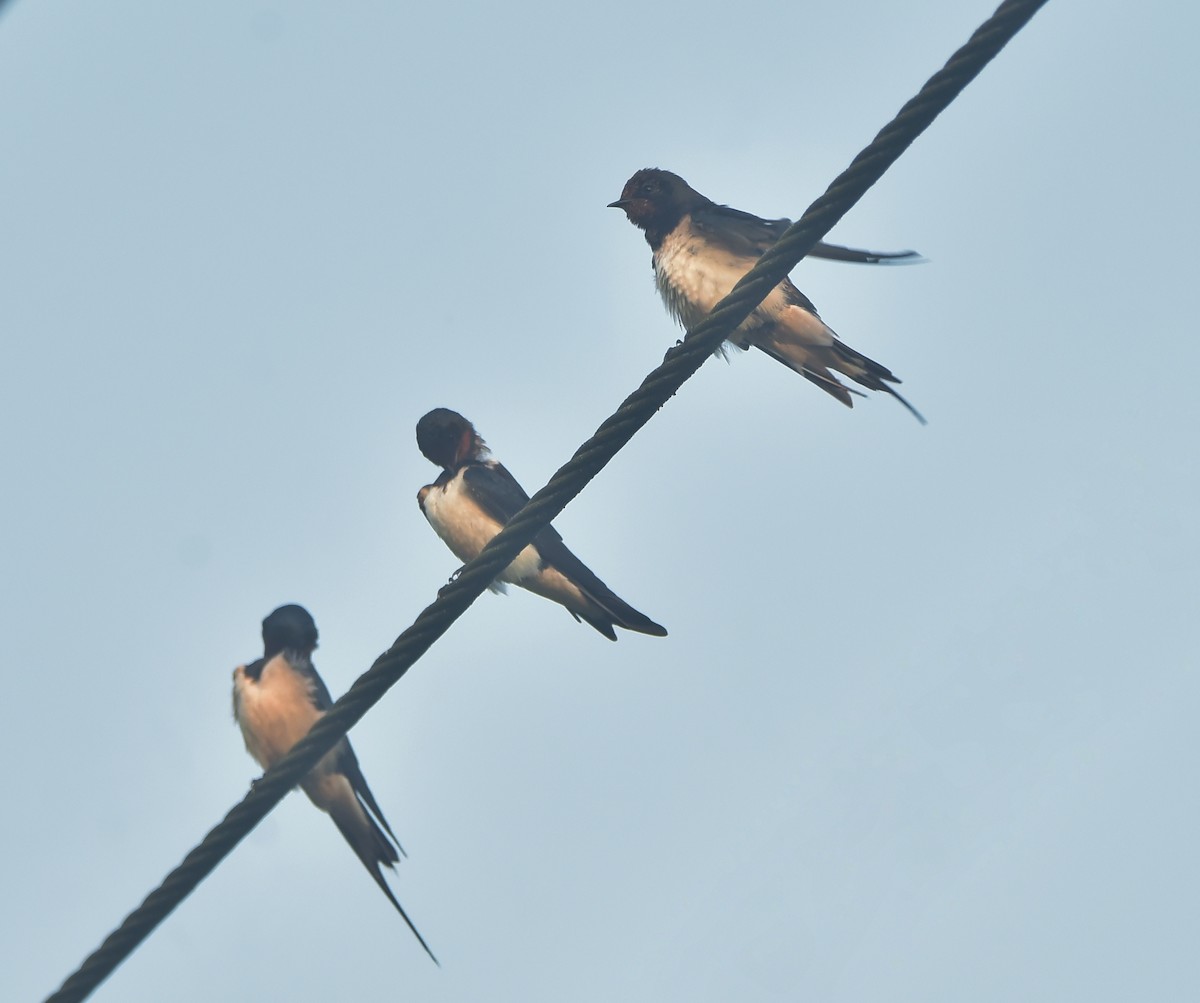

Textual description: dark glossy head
[262,604,318,658]
[416,407,486,470]
[608,168,706,235]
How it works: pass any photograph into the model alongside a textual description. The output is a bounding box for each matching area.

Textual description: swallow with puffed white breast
[416,408,667,641]
[610,168,925,422]
[232,604,437,963]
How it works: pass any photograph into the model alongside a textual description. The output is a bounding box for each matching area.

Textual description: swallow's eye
[640,181,657,195]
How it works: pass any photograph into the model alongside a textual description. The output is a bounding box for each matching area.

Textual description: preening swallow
[232,604,437,963]
[415,408,668,641]
[610,168,924,422]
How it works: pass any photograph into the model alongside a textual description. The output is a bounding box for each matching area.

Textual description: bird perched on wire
[232,604,437,963]
[609,167,924,422]
[416,407,668,641]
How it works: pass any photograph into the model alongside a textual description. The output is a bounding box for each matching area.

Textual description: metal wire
[44,2,1049,999]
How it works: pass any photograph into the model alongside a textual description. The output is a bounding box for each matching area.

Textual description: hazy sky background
[4,1,1198,1000]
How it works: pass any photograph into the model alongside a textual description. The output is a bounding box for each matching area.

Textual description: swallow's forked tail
[756,328,925,424]
[327,797,440,965]
[575,584,669,641]
[528,540,669,641]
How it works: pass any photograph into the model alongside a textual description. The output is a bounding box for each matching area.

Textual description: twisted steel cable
[45,1,1048,999]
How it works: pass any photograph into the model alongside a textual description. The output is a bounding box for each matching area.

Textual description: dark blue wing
[690,203,790,257]
[286,651,335,711]
[809,243,923,264]
[461,461,570,556]
[691,202,920,264]
[286,651,406,850]
[462,461,667,639]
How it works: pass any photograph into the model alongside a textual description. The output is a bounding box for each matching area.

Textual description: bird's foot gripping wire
[436,567,466,598]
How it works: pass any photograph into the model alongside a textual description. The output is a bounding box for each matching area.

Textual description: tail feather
[877,382,925,424]
[581,587,668,640]
[757,331,925,423]
[527,545,668,640]
[830,341,926,424]
[798,362,860,408]
[570,606,619,641]
[756,340,858,407]
[342,757,407,858]
[327,798,438,965]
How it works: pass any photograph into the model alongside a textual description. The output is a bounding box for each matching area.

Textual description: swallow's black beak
[608,199,632,209]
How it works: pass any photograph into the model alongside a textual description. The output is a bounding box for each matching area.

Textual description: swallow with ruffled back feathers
[416,408,667,641]
[232,604,437,963]
[610,168,925,422]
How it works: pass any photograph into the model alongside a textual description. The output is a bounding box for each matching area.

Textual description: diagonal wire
[44,1,1049,999]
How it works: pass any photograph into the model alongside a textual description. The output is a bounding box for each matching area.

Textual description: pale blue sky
[4,2,1198,1000]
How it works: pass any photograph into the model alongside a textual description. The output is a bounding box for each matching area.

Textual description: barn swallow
[232,604,437,963]
[416,408,667,641]
[610,168,924,422]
